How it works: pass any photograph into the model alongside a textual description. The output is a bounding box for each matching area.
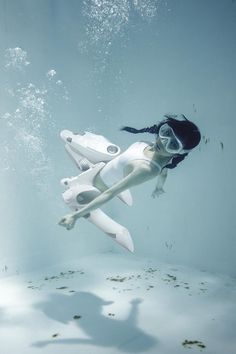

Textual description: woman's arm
[59,162,155,230]
[151,167,168,198]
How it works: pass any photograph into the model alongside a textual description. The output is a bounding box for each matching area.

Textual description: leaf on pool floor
[182,339,206,349]
[56,286,68,290]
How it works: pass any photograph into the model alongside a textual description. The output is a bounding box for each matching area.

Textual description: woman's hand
[58,213,76,230]
[151,187,165,198]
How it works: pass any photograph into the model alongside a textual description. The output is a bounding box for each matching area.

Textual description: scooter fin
[87,209,134,253]
[61,162,105,189]
[65,144,93,171]
[118,190,133,206]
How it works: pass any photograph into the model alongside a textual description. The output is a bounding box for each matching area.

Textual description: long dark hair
[120,114,201,169]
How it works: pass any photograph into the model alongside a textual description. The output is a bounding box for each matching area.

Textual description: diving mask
[158,123,184,154]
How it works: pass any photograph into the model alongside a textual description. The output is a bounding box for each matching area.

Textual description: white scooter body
[60,130,121,164]
[60,130,134,253]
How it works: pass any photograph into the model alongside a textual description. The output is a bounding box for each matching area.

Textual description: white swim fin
[87,209,134,253]
[61,162,105,189]
[65,144,93,171]
[118,190,133,206]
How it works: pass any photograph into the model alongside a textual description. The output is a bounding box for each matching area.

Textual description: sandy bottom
[0,253,235,354]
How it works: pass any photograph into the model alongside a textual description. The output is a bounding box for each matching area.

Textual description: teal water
[1,2,236,354]
[0,0,236,277]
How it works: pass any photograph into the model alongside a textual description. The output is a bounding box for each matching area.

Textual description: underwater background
[0,0,236,278]
[1,2,236,354]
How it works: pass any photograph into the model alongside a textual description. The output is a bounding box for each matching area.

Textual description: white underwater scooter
[60,130,134,252]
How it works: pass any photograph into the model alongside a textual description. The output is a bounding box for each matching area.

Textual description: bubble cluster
[81,0,164,48]
[1,82,52,190]
[46,69,57,80]
[1,54,69,191]
[46,69,70,101]
[80,0,166,73]
[4,47,30,70]
[133,0,159,19]
[17,83,49,128]
[2,47,71,195]
[17,129,52,181]
[82,0,130,46]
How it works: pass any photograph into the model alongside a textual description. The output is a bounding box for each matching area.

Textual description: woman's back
[99,141,162,188]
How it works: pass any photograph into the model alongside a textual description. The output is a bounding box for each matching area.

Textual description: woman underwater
[59,114,201,247]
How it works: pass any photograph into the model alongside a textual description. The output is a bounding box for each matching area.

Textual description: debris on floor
[182,339,206,350]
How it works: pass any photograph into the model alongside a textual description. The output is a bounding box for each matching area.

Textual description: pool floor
[0,253,235,354]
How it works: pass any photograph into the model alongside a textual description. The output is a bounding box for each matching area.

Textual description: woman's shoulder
[128,140,153,148]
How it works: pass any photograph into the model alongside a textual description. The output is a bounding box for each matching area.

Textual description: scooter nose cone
[60,130,73,142]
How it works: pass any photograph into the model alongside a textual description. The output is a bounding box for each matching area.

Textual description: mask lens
[159,124,172,138]
[168,139,181,151]
[159,123,183,153]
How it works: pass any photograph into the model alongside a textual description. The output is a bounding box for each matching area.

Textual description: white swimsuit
[100,141,161,187]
